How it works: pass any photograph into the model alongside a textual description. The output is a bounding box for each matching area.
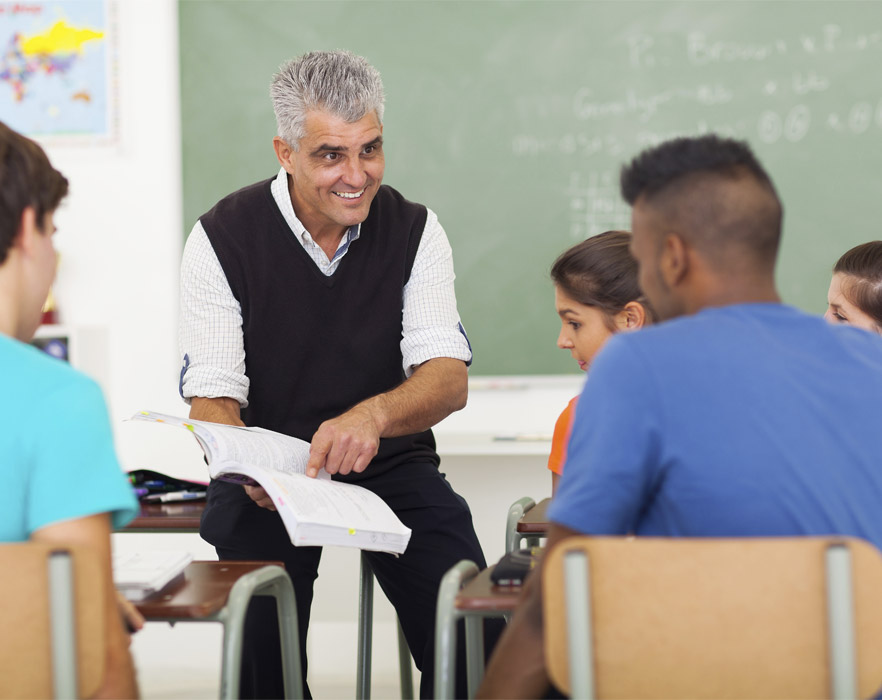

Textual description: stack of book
[113,550,193,601]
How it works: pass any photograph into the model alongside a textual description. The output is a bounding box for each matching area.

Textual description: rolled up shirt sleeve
[400,209,473,376]
[179,221,250,406]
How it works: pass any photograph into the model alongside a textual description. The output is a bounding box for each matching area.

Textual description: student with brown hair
[0,121,140,699]
[825,241,882,333]
[547,231,652,493]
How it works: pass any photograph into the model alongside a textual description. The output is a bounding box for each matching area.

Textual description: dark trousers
[202,461,498,698]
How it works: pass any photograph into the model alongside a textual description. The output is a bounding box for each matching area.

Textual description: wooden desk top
[454,567,522,613]
[516,497,551,534]
[124,500,206,531]
[135,560,282,619]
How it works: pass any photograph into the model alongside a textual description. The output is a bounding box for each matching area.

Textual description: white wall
[42,2,583,695]
[45,0,184,458]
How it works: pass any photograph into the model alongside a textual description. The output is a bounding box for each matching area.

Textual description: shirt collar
[271,167,362,245]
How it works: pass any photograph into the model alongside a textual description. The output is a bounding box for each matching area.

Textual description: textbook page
[130,410,411,554]
[131,410,311,477]
[236,465,411,552]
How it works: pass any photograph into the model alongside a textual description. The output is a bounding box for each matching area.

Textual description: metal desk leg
[505,497,536,553]
[434,560,479,700]
[220,565,303,700]
[357,552,374,699]
[397,617,414,699]
[465,615,485,697]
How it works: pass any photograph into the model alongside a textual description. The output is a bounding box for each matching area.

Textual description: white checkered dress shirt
[179,168,472,406]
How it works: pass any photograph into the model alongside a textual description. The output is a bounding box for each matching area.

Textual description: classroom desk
[517,497,551,538]
[134,560,302,699]
[124,500,205,533]
[435,564,522,699]
[120,497,412,698]
[506,497,552,553]
[135,560,279,618]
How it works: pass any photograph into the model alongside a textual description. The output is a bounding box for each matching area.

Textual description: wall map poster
[0,1,116,143]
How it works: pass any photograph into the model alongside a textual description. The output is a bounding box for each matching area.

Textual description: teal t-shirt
[0,334,138,542]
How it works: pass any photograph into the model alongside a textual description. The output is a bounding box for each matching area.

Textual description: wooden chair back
[543,536,882,699]
[0,542,106,699]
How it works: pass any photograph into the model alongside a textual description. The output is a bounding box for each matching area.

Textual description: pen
[493,435,552,442]
[143,491,206,503]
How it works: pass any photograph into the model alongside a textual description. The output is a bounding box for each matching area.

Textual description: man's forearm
[359,356,468,437]
[189,396,244,426]
[305,357,468,477]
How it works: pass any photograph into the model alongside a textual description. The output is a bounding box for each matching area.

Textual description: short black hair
[619,134,783,272]
[620,134,774,205]
[0,121,68,265]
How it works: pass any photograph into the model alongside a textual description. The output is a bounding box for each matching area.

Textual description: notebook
[113,550,193,601]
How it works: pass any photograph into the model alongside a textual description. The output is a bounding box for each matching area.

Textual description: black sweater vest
[200,179,439,481]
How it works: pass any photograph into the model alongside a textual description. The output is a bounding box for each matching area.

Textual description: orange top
[547,396,579,476]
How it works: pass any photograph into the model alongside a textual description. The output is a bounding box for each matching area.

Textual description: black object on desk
[127,468,207,501]
[490,548,540,586]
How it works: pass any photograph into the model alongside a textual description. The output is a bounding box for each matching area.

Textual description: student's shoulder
[825,318,882,367]
[601,313,700,360]
[1,335,102,407]
[592,305,763,378]
[753,302,882,358]
[613,303,808,350]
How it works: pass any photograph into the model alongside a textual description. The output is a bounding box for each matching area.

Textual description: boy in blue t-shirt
[478,134,882,698]
[0,121,139,698]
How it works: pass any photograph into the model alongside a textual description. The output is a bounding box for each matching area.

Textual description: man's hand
[303,358,467,478]
[244,484,277,510]
[306,405,381,478]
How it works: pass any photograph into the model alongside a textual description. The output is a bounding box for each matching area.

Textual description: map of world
[0,1,110,139]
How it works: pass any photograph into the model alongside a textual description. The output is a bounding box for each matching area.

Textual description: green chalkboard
[179,0,882,375]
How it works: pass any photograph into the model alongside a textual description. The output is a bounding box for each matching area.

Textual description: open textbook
[130,411,411,554]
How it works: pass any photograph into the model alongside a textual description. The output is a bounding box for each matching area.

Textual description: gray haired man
[179,50,490,698]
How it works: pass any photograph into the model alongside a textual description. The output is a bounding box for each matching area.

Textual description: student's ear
[614,301,647,331]
[14,206,39,256]
[659,233,689,288]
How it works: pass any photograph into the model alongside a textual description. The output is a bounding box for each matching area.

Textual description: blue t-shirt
[550,304,882,548]
[0,334,137,542]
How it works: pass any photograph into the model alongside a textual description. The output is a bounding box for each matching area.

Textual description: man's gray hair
[270,50,385,150]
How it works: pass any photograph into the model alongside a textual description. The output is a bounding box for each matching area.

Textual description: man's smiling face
[277,109,385,240]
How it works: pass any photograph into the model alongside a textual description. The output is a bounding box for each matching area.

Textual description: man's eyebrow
[310,143,347,156]
[309,137,382,156]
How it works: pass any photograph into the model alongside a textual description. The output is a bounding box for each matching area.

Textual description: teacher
[178,50,487,699]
